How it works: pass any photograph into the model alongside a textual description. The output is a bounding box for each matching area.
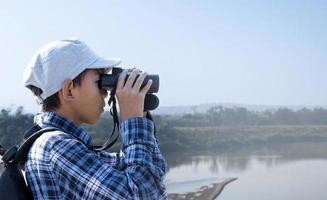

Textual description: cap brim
[88,57,122,72]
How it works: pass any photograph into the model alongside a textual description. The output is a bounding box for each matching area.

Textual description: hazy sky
[1,0,326,113]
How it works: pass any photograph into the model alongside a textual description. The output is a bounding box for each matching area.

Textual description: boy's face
[72,69,108,124]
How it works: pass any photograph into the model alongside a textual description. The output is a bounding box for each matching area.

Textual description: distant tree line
[153,106,327,152]
[1,106,327,152]
[166,106,327,127]
[0,107,34,149]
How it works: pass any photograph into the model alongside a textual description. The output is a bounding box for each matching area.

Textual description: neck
[52,106,81,125]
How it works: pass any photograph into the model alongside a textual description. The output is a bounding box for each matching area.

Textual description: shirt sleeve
[50,117,167,200]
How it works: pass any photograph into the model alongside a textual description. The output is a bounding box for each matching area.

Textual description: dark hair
[27,69,89,111]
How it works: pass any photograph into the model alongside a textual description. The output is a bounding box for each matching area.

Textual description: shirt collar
[34,111,93,148]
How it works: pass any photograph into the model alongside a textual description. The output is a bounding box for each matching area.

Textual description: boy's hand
[116,68,153,121]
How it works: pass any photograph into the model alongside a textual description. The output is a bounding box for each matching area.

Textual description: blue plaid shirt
[25,112,167,199]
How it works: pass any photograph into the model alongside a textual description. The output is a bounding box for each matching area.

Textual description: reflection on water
[164,142,327,200]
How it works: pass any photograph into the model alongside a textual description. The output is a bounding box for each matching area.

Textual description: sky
[0,0,327,113]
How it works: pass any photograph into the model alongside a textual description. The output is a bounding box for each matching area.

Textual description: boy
[23,38,167,199]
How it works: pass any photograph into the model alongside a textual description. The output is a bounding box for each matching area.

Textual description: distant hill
[152,102,327,116]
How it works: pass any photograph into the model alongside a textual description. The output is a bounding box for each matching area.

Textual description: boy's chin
[85,116,101,125]
[87,121,98,125]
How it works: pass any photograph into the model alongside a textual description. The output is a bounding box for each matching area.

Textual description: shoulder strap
[5,126,59,164]
[14,126,59,164]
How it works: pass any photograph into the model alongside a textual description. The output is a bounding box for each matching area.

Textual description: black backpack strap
[23,124,43,139]
[11,126,59,164]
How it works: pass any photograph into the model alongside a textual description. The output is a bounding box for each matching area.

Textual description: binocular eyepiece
[99,67,160,111]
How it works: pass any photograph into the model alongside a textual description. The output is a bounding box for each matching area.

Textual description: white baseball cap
[23,38,121,100]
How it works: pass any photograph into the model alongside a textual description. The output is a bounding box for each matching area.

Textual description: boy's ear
[60,80,76,101]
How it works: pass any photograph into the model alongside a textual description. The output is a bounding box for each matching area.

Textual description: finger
[116,69,128,90]
[124,68,140,88]
[140,79,153,94]
[133,71,148,92]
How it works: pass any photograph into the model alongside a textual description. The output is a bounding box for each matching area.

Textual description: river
[164,142,327,200]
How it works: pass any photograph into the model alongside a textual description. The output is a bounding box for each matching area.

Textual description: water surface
[164,142,327,200]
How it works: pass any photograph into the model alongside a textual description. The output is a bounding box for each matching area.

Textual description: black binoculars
[99,67,160,111]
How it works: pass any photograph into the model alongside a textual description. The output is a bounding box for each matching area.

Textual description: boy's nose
[101,89,108,98]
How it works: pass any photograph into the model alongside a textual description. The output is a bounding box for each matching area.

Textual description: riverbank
[158,125,327,153]
[168,177,237,200]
